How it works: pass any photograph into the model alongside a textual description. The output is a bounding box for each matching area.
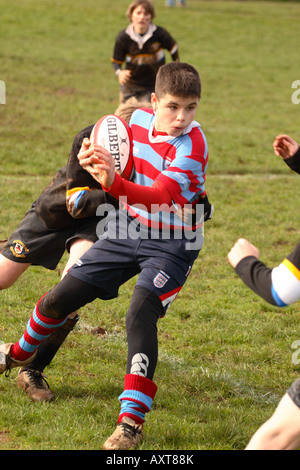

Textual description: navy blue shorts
[69,211,201,315]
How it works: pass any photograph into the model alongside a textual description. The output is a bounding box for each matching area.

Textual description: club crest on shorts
[153,270,170,288]
[10,239,29,258]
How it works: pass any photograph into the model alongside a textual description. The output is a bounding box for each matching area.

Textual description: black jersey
[35,125,118,230]
[235,148,300,306]
[111,23,178,89]
[284,147,300,174]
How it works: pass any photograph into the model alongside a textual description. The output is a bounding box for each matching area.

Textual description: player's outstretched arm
[228,239,300,307]
[273,134,299,160]
[273,134,300,174]
[227,238,259,268]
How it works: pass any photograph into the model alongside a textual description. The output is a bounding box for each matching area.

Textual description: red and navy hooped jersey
[124,107,208,229]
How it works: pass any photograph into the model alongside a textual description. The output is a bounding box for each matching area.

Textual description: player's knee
[0,272,22,290]
[39,289,67,320]
[0,278,13,290]
[126,286,163,333]
[0,256,30,290]
[39,274,104,320]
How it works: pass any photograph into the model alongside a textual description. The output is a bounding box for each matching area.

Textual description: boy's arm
[90,154,206,212]
[66,128,118,218]
[284,147,300,174]
[80,127,208,212]
[102,172,173,211]
[78,144,182,211]
[175,194,214,224]
[158,26,179,61]
[111,31,131,85]
[273,134,300,174]
[228,239,300,306]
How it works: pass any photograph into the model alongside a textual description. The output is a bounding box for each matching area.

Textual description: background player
[111,0,179,103]
[228,134,300,450]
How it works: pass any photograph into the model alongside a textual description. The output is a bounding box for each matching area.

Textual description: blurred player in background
[166,0,187,7]
[111,0,179,103]
[228,134,300,450]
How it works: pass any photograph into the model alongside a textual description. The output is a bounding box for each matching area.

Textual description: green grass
[1,0,300,451]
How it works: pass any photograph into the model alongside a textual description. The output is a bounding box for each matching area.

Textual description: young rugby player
[112,0,179,103]
[0,62,211,450]
[228,134,300,450]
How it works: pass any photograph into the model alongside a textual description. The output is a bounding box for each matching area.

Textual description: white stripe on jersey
[271,260,300,306]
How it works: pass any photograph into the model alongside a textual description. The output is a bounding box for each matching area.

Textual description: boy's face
[151,93,199,137]
[131,5,152,35]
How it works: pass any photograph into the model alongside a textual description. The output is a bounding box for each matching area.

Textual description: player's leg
[61,238,94,279]
[103,285,162,451]
[1,231,136,375]
[246,382,300,450]
[103,231,201,450]
[17,238,94,401]
[0,272,106,375]
[0,254,31,290]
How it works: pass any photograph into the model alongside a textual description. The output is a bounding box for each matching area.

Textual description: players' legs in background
[18,238,94,401]
[246,392,300,450]
[0,254,31,290]
[166,0,186,6]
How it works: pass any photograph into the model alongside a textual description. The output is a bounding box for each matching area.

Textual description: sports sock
[27,314,79,372]
[118,374,157,425]
[10,296,67,362]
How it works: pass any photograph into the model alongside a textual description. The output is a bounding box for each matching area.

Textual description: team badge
[153,270,170,288]
[10,240,29,258]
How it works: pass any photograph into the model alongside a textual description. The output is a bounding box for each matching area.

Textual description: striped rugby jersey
[123,107,208,230]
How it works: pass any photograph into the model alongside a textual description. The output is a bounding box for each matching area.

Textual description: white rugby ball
[90,114,134,181]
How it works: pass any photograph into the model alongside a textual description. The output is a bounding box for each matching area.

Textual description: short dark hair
[155,62,201,100]
[126,0,155,21]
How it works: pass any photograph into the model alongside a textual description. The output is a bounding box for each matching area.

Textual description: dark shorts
[287,378,300,409]
[1,203,100,270]
[69,211,201,315]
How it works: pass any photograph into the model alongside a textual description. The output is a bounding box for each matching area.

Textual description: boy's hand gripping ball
[90,115,134,180]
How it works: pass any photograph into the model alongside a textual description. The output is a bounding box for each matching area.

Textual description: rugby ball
[90,115,134,180]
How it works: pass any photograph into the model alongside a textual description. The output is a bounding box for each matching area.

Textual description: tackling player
[0,62,212,450]
[0,98,150,402]
[228,134,300,450]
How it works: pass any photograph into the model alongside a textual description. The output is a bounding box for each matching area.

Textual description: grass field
[0,0,300,451]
